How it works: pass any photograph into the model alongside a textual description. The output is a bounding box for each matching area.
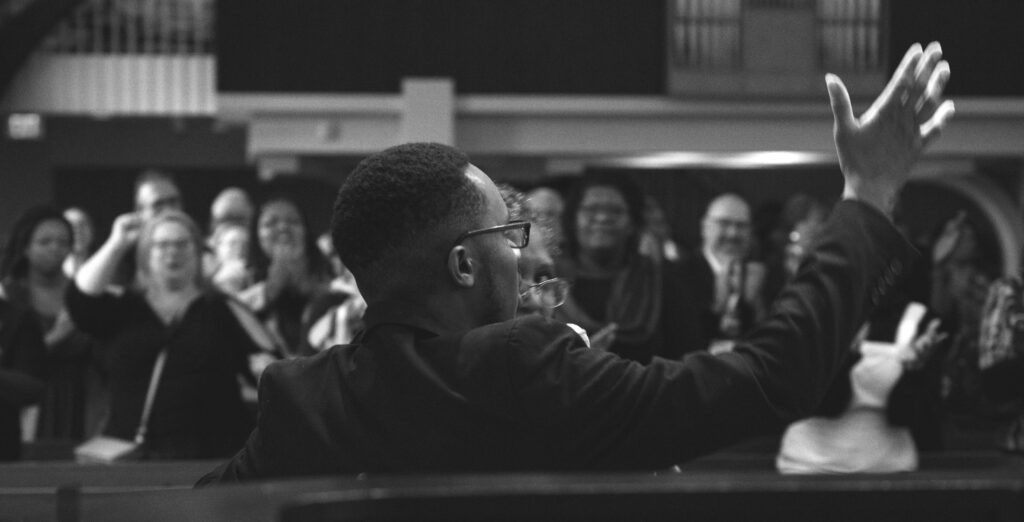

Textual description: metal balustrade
[2,0,215,114]
[4,0,890,113]
[818,0,885,72]
[671,0,744,71]
[670,0,887,74]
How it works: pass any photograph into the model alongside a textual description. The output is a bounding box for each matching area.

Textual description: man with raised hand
[200,42,953,482]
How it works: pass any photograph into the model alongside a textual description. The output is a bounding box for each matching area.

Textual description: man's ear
[447,245,475,288]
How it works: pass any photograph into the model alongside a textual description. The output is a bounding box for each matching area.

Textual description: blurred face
[644,198,670,240]
[135,180,182,221]
[25,219,72,275]
[258,200,305,256]
[575,186,633,254]
[702,196,752,261]
[525,189,565,248]
[148,221,198,289]
[463,165,520,323]
[212,190,254,229]
[214,226,249,263]
[517,226,555,318]
[526,188,563,219]
[63,208,94,253]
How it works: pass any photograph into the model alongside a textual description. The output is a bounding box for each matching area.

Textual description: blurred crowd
[0,167,1019,462]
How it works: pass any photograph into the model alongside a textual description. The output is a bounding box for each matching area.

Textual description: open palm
[827,42,955,214]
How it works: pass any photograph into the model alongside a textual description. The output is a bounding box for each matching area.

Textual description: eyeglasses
[707,217,750,232]
[453,221,531,249]
[579,204,628,220]
[152,238,193,252]
[520,277,570,309]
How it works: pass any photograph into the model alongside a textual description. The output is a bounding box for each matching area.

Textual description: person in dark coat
[200,41,954,482]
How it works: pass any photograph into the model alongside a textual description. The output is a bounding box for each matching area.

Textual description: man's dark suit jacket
[199,200,915,482]
[685,252,757,342]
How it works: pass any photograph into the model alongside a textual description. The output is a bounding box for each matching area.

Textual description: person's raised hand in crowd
[108,212,144,251]
[827,42,955,216]
[903,318,947,371]
[74,212,144,295]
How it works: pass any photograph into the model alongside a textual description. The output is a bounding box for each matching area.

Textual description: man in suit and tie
[689,193,768,353]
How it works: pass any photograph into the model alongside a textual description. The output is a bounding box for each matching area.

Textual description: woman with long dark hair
[0,206,93,442]
[239,195,333,357]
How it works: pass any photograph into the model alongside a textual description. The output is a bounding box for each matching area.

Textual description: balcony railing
[671,0,743,71]
[2,0,215,114]
[668,0,888,97]
[817,0,885,72]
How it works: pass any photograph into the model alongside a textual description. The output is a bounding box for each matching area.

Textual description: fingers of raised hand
[920,99,955,147]
[876,43,923,113]
[907,42,943,111]
[858,43,922,126]
[916,60,951,120]
[115,213,142,234]
[906,318,945,366]
[825,73,856,133]
[916,59,954,146]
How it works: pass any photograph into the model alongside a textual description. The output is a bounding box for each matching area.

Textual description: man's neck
[365,291,494,336]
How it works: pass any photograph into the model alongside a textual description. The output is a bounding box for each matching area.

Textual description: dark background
[217,0,1024,96]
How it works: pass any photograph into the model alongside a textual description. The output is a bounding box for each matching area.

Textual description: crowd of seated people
[0,167,1017,466]
[0,167,1018,464]
[0,174,363,461]
[0,42,1013,468]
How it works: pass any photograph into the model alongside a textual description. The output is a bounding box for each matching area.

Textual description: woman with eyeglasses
[67,210,266,459]
[553,175,704,363]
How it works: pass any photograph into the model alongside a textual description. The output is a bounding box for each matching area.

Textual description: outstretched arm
[517,43,956,468]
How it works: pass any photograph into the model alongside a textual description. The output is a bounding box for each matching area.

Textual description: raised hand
[109,212,144,250]
[827,42,955,216]
[904,318,947,371]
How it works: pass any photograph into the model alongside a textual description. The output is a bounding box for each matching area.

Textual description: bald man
[210,187,255,231]
[687,193,766,352]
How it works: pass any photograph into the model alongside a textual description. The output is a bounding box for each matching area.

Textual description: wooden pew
[5,452,1024,522]
[0,460,219,522]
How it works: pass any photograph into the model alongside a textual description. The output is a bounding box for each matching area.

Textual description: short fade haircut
[331,143,484,292]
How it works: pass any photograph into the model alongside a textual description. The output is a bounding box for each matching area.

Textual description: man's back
[201,201,916,482]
